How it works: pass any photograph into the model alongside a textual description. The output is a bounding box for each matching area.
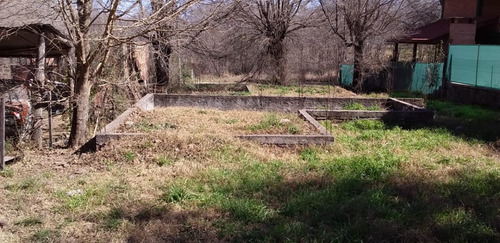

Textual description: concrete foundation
[446,82,500,109]
[92,94,431,150]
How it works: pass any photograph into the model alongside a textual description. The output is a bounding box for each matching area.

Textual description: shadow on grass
[388,96,500,145]
[106,157,500,242]
[426,100,500,144]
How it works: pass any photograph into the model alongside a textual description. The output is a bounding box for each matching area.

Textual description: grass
[120,108,316,135]
[426,100,500,142]
[251,84,356,97]
[1,101,499,242]
[246,113,301,134]
[343,102,382,111]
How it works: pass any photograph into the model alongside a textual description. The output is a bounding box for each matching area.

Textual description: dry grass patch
[118,107,317,135]
[249,84,357,97]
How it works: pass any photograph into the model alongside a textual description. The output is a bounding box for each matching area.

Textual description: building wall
[449,23,477,44]
[443,0,477,18]
[481,0,500,17]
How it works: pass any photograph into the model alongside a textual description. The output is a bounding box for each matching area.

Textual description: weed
[343,102,366,110]
[134,121,178,132]
[123,151,136,162]
[248,113,280,131]
[162,185,190,203]
[105,207,125,230]
[300,148,320,170]
[5,178,36,191]
[33,229,59,242]
[367,105,382,111]
[56,187,106,211]
[341,119,386,131]
[105,159,113,171]
[156,155,174,167]
[0,167,14,178]
[287,125,299,134]
[221,198,275,223]
[343,102,381,111]
[143,141,154,148]
[225,119,239,124]
[15,217,43,227]
[231,91,251,96]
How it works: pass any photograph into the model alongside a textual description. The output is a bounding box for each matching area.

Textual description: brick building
[402,0,500,48]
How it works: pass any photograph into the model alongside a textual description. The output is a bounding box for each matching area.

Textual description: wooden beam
[0,96,4,170]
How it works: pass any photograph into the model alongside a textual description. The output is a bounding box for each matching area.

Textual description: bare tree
[56,0,202,147]
[231,0,317,84]
[319,0,431,92]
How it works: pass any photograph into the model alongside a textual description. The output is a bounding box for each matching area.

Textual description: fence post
[0,96,4,170]
[475,45,480,87]
[491,66,494,89]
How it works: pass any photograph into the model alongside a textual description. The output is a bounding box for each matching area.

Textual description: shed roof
[0,24,71,57]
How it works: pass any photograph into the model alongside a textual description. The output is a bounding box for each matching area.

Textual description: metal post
[412,43,418,63]
[0,96,5,170]
[491,66,494,89]
[48,90,53,148]
[475,45,480,87]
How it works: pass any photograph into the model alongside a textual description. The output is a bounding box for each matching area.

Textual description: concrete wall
[307,110,434,124]
[446,82,500,108]
[154,94,390,112]
[444,0,477,18]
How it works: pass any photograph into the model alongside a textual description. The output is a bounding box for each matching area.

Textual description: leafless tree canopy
[319,0,440,91]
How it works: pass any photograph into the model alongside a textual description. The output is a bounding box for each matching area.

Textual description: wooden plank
[0,96,4,170]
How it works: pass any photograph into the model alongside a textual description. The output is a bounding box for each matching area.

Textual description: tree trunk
[69,64,91,147]
[151,0,174,87]
[152,39,172,86]
[33,32,46,149]
[68,0,92,148]
[353,41,364,92]
[269,40,286,85]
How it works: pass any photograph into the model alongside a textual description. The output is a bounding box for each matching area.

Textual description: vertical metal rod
[48,91,53,148]
[475,45,480,87]
[491,66,494,89]
[0,96,5,170]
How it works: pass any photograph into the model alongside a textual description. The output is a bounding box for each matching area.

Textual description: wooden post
[0,96,4,170]
[392,43,399,62]
[412,43,418,63]
[33,31,46,149]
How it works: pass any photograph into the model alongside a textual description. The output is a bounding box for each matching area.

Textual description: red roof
[400,19,451,44]
[399,16,500,44]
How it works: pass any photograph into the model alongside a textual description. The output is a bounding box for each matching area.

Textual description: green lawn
[1,101,499,242]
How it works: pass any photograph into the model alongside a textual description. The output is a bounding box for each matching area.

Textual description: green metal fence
[447,45,500,90]
[340,64,353,87]
[340,62,443,94]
